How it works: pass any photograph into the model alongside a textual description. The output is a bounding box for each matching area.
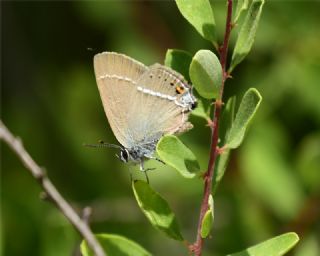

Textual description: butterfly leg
[139,160,150,184]
[145,155,165,165]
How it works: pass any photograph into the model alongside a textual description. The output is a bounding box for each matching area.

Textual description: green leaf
[132,180,184,241]
[213,96,236,194]
[230,0,265,72]
[226,88,262,149]
[190,50,222,99]
[164,49,192,81]
[228,232,299,256]
[175,0,216,43]
[80,233,152,256]
[234,0,250,23]
[156,135,200,178]
[200,195,214,238]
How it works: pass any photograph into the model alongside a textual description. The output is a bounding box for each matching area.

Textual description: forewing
[94,52,148,148]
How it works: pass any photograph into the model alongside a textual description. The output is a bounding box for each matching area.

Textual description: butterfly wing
[94,52,148,148]
[127,64,195,145]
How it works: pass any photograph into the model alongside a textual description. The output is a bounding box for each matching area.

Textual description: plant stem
[0,120,106,256]
[190,1,233,255]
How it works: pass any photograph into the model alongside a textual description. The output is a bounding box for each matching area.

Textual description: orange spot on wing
[175,86,185,94]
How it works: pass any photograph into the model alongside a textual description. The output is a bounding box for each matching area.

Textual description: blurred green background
[1,1,320,255]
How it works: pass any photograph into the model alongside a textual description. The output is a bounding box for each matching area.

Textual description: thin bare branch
[0,120,106,256]
[82,207,93,226]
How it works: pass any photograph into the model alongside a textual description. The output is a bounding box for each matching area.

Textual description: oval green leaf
[80,233,152,256]
[226,88,262,149]
[132,180,184,241]
[230,0,265,72]
[200,195,214,238]
[175,0,216,43]
[228,232,299,256]
[190,50,222,99]
[156,135,200,178]
[164,49,192,81]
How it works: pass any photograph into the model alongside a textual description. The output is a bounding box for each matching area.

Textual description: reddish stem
[190,1,233,255]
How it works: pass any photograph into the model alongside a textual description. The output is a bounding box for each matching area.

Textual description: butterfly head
[119,148,130,163]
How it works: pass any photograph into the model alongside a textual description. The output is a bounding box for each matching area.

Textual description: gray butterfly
[92,52,197,171]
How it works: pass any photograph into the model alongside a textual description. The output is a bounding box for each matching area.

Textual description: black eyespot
[191,101,198,110]
[149,75,153,78]
[170,82,174,86]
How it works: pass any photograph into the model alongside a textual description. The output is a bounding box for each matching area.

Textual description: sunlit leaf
[230,0,265,72]
[226,88,262,149]
[228,232,299,256]
[190,50,222,99]
[200,195,214,238]
[132,180,184,241]
[164,49,192,81]
[175,0,216,43]
[80,233,152,256]
[157,135,200,178]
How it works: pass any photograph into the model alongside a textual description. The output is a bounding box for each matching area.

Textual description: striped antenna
[83,141,123,150]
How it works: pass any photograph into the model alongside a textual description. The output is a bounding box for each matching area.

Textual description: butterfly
[90,52,197,172]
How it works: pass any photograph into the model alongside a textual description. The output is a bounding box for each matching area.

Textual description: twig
[82,207,93,226]
[190,1,234,255]
[0,120,106,256]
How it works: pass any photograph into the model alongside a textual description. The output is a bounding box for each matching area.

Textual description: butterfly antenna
[83,140,122,149]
